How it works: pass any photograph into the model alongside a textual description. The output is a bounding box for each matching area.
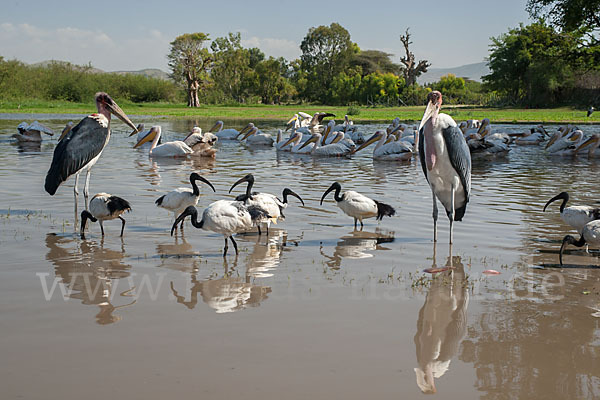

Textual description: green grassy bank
[1,100,597,124]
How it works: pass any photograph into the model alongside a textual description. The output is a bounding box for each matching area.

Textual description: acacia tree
[168,33,211,107]
[399,28,431,86]
[300,23,355,102]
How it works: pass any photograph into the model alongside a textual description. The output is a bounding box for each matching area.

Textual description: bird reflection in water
[170,257,271,313]
[414,246,469,394]
[319,228,395,269]
[45,233,135,325]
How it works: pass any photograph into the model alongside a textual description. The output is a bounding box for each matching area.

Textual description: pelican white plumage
[80,193,131,239]
[133,126,193,157]
[545,129,585,156]
[275,129,292,151]
[419,91,471,244]
[171,202,271,256]
[574,133,600,157]
[239,126,274,147]
[182,127,218,158]
[320,182,395,229]
[299,132,354,156]
[514,126,547,145]
[209,120,252,140]
[45,92,138,211]
[543,192,600,235]
[14,121,54,142]
[353,130,413,161]
[229,174,305,235]
[559,220,600,265]
[279,131,315,153]
[156,172,216,229]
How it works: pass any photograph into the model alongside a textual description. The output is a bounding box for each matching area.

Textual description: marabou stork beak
[129,123,144,137]
[419,100,439,131]
[106,99,137,131]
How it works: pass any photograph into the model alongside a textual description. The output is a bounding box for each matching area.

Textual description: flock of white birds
[11,93,600,264]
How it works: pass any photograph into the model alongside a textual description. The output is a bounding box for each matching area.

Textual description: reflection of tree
[414,253,469,394]
[320,228,395,269]
[460,270,600,400]
[45,233,135,325]
[170,257,271,313]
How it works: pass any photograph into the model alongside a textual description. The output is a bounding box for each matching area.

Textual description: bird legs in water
[431,187,438,242]
[449,184,456,245]
[118,216,126,237]
[74,173,80,228]
[223,236,239,257]
[84,168,91,208]
[353,218,364,231]
[257,223,270,236]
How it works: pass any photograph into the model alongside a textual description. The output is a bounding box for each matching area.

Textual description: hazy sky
[0,0,531,71]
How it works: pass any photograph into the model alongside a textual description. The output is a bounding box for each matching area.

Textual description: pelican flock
[30,91,599,265]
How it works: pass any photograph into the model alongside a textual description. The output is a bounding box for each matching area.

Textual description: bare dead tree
[400,28,431,86]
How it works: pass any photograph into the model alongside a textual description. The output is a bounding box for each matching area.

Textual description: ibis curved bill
[80,193,131,239]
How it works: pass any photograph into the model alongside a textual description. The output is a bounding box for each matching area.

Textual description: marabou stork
[171,203,271,257]
[156,172,216,230]
[229,173,304,235]
[44,92,138,213]
[320,182,395,229]
[419,91,471,244]
[80,193,131,239]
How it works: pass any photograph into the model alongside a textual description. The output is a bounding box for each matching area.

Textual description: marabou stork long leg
[449,184,456,244]
[431,187,439,242]
[118,216,126,237]
[84,168,91,208]
[73,173,80,228]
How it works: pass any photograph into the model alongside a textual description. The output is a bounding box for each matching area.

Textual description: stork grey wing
[44,116,109,195]
[418,127,428,182]
[442,124,471,201]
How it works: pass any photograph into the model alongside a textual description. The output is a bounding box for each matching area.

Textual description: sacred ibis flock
[5,90,592,264]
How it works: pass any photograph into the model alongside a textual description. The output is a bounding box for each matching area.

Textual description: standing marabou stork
[171,203,271,256]
[419,91,471,244]
[80,193,131,239]
[156,172,216,230]
[559,220,600,265]
[45,92,138,213]
[229,174,304,235]
[320,182,395,229]
[543,192,600,234]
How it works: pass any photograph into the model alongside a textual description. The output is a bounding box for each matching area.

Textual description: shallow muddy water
[1,115,599,399]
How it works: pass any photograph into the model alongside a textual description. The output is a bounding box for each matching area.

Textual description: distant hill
[417,62,490,84]
[29,60,170,80]
[112,68,170,80]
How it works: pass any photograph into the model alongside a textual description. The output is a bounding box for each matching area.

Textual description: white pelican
[543,192,600,235]
[514,126,546,145]
[419,91,471,244]
[210,120,252,140]
[133,126,193,157]
[275,129,292,152]
[353,130,413,161]
[559,220,600,265]
[229,174,304,235]
[239,126,274,147]
[299,132,354,156]
[545,129,585,156]
[183,128,218,158]
[80,193,131,239]
[156,172,216,229]
[171,203,271,256]
[575,134,600,157]
[14,121,54,142]
[320,182,395,229]
[279,131,315,154]
[45,92,138,211]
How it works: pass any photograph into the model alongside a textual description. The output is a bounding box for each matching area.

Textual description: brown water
[1,116,599,399]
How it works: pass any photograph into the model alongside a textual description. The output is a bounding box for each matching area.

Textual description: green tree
[300,23,355,102]
[210,32,255,102]
[168,32,211,107]
[254,57,295,104]
[526,0,600,37]
[483,22,583,106]
[351,50,401,76]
